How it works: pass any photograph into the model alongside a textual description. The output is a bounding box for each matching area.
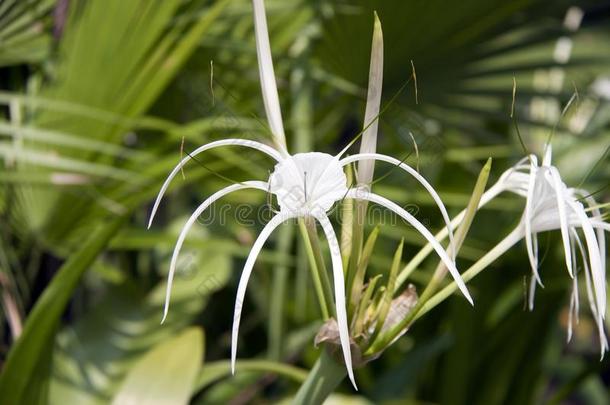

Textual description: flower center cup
[269,152,348,215]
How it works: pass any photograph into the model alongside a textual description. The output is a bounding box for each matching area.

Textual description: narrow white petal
[524,158,543,285]
[532,231,540,266]
[570,232,578,282]
[569,232,580,322]
[573,229,608,356]
[347,189,473,304]
[313,211,358,390]
[574,229,597,317]
[162,181,268,324]
[591,221,610,232]
[573,272,580,317]
[514,156,531,168]
[572,277,580,318]
[252,0,287,151]
[528,275,537,311]
[574,276,580,322]
[595,322,607,355]
[231,212,295,374]
[565,199,605,317]
[148,139,282,228]
[479,181,506,207]
[579,192,607,276]
[568,276,579,342]
[597,305,609,358]
[550,168,574,277]
[341,153,457,260]
[357,12,384,186]
[542,145,552,166]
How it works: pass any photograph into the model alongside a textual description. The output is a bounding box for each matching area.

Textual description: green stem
[368,225,522,354]
[294,234,309,322]
[395,182,504,291]
[196,359,308,390]
[268,224,293,360]
[414,226,523,320]
[340,164,354,268]
[298,219,331,319]
[345,199,365,314]
[368,160,491,353]
[306,218,335,314]
[292,349,346,405]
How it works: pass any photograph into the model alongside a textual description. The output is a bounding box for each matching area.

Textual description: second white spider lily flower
[487,146,608,355]
[395,146,608,354]
[148,0,470,390]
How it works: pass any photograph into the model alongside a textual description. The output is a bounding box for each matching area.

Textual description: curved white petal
[148,139,282,228]
[567,232,579,342]
[574,230,595,315]
[567,273,579,342]
[496,169,530,198]
[542,145,552,167]
[313,211,357,390]
[591,221,610,232]
[528,275,537,311]
[565,199,606,317]
[577,190,607,277]
[524,156,542,285]
[340,153,457,260]
[533,231,540,267]
[479,181,507,207]
[231,211,295,374]
[550,167,574,277]
[161,181,268,324]
[572,229,608,356]
[514,155,532,168]
[573,273,580,318]
[252,0,287,151]
[347,189,473,305]
[570,232,580,323]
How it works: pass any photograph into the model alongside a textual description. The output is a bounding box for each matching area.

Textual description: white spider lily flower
[149,144,469,389]
[482,146,609,355]
[148,0,471,389]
